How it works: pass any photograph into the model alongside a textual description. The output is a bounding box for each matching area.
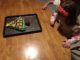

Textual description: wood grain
[0,0,71,60]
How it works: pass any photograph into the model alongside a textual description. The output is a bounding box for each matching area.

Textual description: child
[63,25,80,48]
[42,0,68,26]
[63,0,80,48]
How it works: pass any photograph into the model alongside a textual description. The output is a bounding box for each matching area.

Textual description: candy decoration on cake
[6,16,26,31]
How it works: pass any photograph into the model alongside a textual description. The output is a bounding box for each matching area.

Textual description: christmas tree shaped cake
[6,16,26,31]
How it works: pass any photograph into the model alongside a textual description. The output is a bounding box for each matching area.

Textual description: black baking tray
[3,14,42,37]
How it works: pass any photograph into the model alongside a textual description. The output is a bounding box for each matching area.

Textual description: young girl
[42,0,68,26]
[62,0,80,48]
[63,24,80,48]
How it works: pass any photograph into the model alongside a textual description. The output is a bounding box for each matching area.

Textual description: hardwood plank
[0,0,71,60]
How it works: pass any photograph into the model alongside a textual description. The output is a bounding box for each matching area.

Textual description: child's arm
[70,35,79,43]
[42,0,53,10]
[63,35,80,48]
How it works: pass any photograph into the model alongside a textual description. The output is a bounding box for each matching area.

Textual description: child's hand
[42,5,47,10]
[63,39,71,48]
[63,36,78,48]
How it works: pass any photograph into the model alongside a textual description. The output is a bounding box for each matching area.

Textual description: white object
[53,0,61,6]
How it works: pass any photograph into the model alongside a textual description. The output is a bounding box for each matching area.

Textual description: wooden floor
[0,0,71,60]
